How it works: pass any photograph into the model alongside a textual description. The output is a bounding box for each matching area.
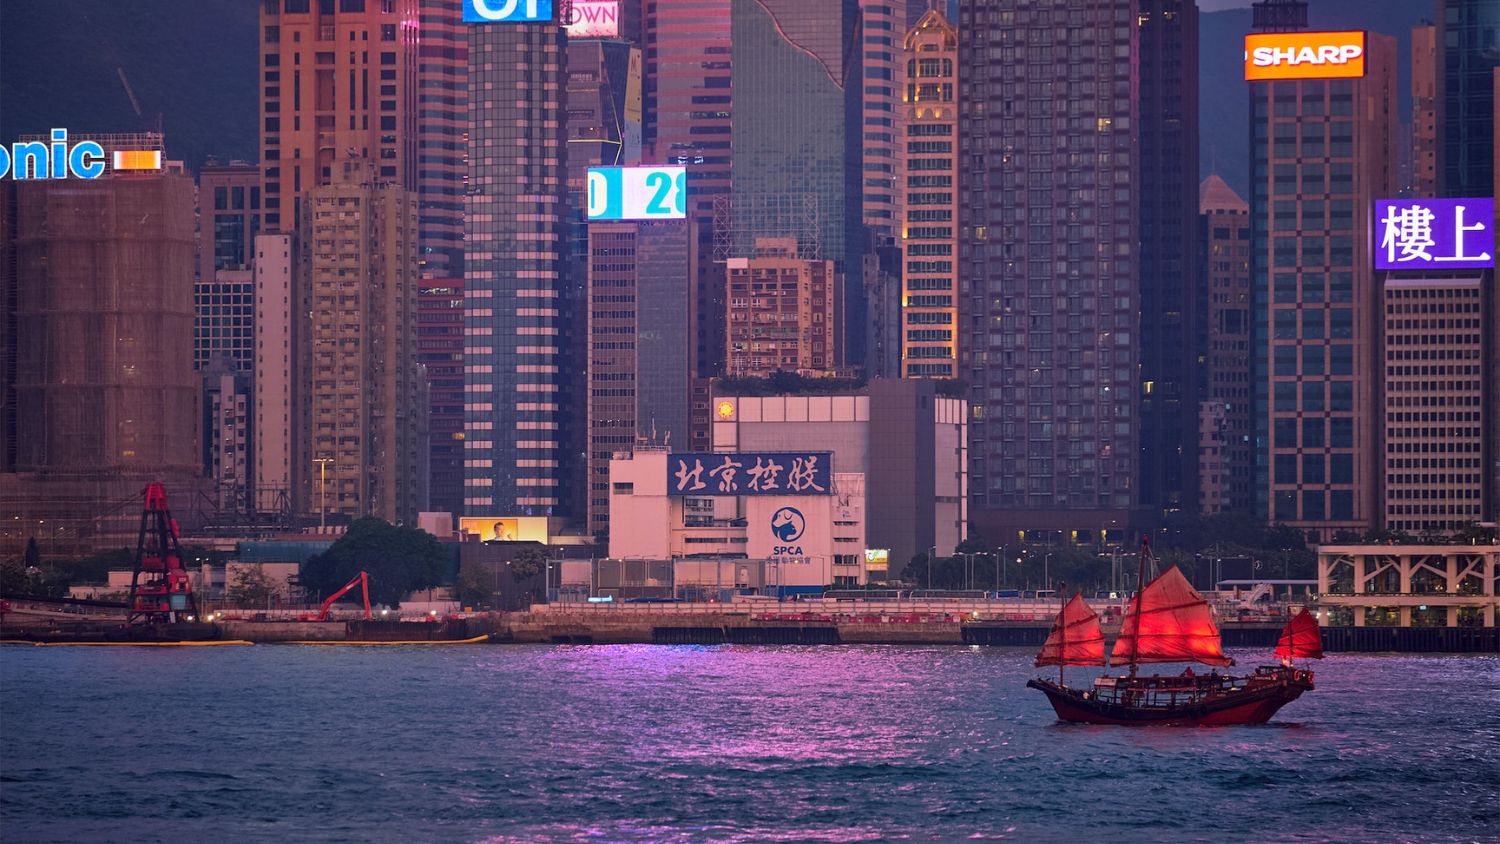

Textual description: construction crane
[316,571,373,621]
[126,483,198,625]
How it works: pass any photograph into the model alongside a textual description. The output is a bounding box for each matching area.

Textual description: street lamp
[1044,553,1052,590]
[313,457,334,529]
[926,545,936,591]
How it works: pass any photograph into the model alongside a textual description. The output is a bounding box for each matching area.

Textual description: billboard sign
[458,516,551,543]
[564,0,619,37]
[1375,199,1495,270]
[668,452,833,496]
[1244,31,1366,81]
[587,166,687,220]
[463,0,553,23]
[0,130,162,180]
[863,549,890,571]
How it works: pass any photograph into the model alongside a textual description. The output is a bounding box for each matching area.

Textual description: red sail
[1035,593,1105,667]
[1274,608,1325,660]
[1110,565,1233,667]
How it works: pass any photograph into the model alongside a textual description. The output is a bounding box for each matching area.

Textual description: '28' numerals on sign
[587,167,688,220]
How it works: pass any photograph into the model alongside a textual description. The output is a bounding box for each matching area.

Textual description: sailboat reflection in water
[1027,537,1321,726]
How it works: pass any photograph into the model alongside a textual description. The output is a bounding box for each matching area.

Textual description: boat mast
[1127,536,1149,677]
[1058,586,1065,687]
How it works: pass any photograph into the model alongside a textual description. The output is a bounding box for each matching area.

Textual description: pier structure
[1317,544,1499,627]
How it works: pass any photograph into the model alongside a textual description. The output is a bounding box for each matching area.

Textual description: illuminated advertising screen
[1243,31,1365,81]
[564,0,618,37]
[463,0,553,23]
[864,549,890,571]
[458,517,551,542]
[1375,198,1495,270]
[667,452,833,496]
[587,166,687,220]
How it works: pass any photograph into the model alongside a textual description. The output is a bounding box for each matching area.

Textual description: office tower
[416,0,467,275]
[1436,0,1499,197]
[0,144,202,553]
[899,8,958,379]
[253,233,296,515]
[258,0,418,233]
[862,0,905,238]
[193,269,256,373]
[301,159,424,525]
[564,39,639,272]
[1198,175,1253,515]
[958,0,1196,537]
[644,0,731,217]
[1248,2,1397,538]
[1412,24,1438,198]
[1137,0,1200,519]
[730,0,864,367]
[465,20,575,519]
[417,279,464,517]
[198,161,263,286]
[726,237,839,377]
[1381,278,1488,535]
[586,220,701,536]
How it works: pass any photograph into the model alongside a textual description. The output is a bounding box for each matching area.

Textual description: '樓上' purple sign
[1375,198,1495,270]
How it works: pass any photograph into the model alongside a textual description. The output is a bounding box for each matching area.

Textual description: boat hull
[1027,669,1314,726]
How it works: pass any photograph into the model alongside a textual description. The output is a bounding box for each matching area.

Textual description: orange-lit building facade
[258,0,419,234]
[899,9,957,379]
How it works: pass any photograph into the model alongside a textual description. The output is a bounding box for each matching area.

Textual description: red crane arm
[317,570,372,621]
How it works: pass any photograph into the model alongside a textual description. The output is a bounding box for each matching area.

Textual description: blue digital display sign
[587,166,688,220]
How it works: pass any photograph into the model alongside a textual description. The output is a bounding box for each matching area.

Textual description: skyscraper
[1136,0,1200,519]
[586,219,702,536]
[253,233,297,515]
[416,0,468,275]
[464,19,575,519]
[645,0,732,218]
[301,159,425,524]
[1198,175,1253,515]
[1412,23,1438,198]
[258,0,419,234]
[1436,0,1499,198]
[899,8,958,380]
[730,0,864,367]
[195,162,263,374]
[959,0,1195,538]
[861,0,906,239]
[417,279,464,517]
[1248,2,1397,538]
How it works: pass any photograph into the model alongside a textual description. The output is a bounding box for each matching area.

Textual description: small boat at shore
[1027,537,1321,726]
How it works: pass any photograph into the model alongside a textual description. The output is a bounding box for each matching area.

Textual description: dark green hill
[0,0,258,171]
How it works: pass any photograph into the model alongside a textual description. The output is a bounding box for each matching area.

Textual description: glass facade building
[1436,0,1499,198]
[730,0,864,367]
[464,21,577,519]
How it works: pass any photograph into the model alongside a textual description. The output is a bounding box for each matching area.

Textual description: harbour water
[2,645,1496,842]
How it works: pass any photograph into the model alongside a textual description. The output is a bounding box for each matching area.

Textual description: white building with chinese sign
[607,379,967,588]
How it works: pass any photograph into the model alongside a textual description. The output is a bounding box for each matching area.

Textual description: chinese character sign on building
[668,453,833,496]
[1375,199,1495,270]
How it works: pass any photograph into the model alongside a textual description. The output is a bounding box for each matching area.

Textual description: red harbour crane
[126,483,199,625]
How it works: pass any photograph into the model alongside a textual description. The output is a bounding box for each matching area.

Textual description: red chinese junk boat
[1027,538,1321,726]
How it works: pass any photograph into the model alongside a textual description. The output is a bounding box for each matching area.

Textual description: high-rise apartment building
[1381,277,1489,535]
[1436,0,1499,198]
[203,363,253,513]
[727,237,839,377]
[1198,175,1253,515]
[0,148,203,553]
[586,220,703,535]
[1412,24,1438,198]
[417,279,464,517]
[253,233,297,515]
[258,0,418,233]
[730,0,864,367]
[464,20,576,519]
[899,8,958,380]
[301,159,425,525]
[959,0,1196,537]
[416,0,467,275]
[1248,1,1397,539]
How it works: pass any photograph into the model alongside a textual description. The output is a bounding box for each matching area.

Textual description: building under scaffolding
[0,138,210,558]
